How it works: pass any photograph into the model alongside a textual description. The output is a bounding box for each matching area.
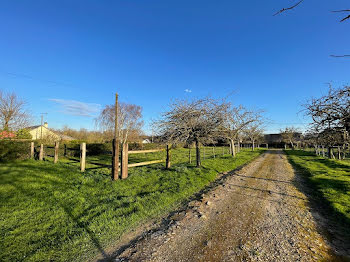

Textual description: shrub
[16,128,32,139]
[0,141,30,162]
[0,130,16,139]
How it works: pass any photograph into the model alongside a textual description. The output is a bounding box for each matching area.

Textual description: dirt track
[109,150,348,262]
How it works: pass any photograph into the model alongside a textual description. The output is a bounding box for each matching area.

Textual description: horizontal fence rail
[128,149,164,154]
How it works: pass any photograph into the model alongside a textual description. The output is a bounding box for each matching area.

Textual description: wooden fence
[29,141,170,179]
[28,142,239,180]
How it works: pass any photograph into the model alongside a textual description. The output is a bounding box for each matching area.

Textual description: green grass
[0,148,264,261]
[285,150,350,231]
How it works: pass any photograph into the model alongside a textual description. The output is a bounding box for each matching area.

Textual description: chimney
[44,122,48,128]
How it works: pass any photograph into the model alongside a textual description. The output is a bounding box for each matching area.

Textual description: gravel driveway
[107,150,348,262]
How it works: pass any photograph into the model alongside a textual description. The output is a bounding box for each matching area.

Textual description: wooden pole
[166,145,171,169]
[80,143,86,172]
[121,142,128,179]
[30,142,34,159]
[112,93,119,180]
[54,141,59,164]
[39,144,44,161]
[64,144,67,157]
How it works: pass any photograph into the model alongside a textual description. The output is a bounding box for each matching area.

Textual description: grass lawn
[0,148,264,261]
[285,150,350,233]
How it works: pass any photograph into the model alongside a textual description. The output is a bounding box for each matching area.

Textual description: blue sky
[0,0,349,134]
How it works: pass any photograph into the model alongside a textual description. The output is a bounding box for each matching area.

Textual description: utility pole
[40,113,47,139]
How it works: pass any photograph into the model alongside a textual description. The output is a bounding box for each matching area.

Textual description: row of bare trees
[155,97,264,167]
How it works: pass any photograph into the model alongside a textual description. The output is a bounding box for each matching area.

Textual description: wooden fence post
[30,142,34,159]
[54,141,59,163]
[39,144,44,161]
[166,145,171,169]
[80,143,86,172]
[121,142,128,179]
[112,93,119,180]
[64,144,67,157]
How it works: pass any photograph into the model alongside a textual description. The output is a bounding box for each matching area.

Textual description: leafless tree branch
[274,0,304,16]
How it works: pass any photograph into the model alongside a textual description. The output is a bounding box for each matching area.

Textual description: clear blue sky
[0,0,349,134]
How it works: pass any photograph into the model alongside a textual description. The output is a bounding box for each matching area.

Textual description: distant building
[28,122,74,141]
[264,134,283,144]
[142,139,151,144]
[264,133,302,148]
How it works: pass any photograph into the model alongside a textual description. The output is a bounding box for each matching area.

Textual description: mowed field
[0,147,264,261]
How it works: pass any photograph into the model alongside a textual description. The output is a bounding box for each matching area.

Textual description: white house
[28,122,74,141]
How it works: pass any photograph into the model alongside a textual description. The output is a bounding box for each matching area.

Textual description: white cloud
[49,99,101,117]
[184,89,192,93]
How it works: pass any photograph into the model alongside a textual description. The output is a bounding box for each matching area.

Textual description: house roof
[27,125,44,130]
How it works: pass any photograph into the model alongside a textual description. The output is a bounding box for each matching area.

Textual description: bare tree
[280,127,300,149]
[95,102,143,143]
[223,105,263,156]
[0,91,31,131]
[244,123,264,151]
[304,85,350,158]
[155,97,229,167]
[304,85,349,134]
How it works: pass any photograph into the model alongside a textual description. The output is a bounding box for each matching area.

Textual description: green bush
[0,141,30,162]
[16,128,32,139]
[86,143,111,155]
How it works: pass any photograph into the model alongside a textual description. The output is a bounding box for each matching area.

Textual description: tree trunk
[195,140,201,167]
[322,145,325,157]
[230,139,236,157]
[237,141,240,153]
[252,140,255,151]
[328,147,332,159]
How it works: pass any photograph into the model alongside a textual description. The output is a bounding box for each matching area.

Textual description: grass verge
[285,150,350,239]
[0,148,264,261]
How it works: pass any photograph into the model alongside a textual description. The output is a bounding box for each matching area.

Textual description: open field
[0,148,264,261]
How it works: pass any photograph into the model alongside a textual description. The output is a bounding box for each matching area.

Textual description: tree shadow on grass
[286,150,350,257]
[1,163,124,260]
